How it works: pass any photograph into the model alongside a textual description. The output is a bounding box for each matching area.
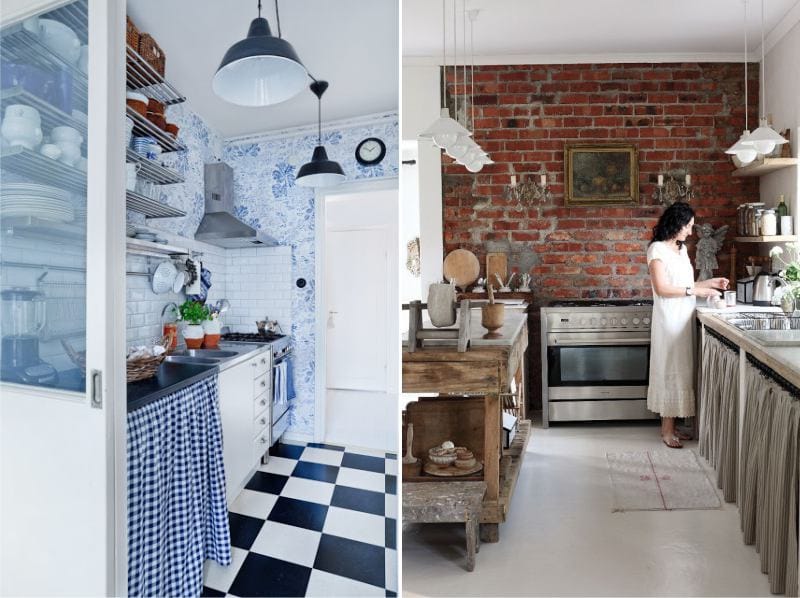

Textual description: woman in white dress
[647,203,729,448]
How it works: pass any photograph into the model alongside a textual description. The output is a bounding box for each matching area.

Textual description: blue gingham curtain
[127,374,231,597]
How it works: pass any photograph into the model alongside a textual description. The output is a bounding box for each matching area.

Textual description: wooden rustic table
[402,308,532,542]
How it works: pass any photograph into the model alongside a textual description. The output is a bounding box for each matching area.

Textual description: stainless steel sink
[164,355,221,365]
[170,349,238,358]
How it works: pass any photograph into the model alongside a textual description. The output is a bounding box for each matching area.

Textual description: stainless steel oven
[541,301,656,426]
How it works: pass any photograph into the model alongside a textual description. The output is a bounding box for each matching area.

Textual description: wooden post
[481,390,501,542]
[729,243,737,283]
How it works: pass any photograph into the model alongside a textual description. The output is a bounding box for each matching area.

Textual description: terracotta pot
[126,98,147,116]
[481,303,505,339]
[203,334,220,349]
[183,323,204,348]
[185,336,203,349]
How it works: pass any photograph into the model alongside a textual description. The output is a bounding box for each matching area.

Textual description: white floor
[402,421,772,597]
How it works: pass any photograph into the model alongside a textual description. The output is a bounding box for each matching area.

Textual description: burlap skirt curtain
[739,361,800,596]
[698,331,740,502]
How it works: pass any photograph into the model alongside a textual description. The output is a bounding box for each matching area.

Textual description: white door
[0,0,126,594]
[325,228,389,391]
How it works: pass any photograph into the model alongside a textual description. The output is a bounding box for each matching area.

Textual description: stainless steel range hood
[195,162,277,248]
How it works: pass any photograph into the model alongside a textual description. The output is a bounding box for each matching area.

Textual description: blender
[1,288,58,385]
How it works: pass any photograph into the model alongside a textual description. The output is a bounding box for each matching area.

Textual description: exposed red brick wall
[442,63,761,302]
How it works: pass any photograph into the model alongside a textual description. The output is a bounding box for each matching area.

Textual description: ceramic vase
[183,324,204,349]
[427,283,456,327]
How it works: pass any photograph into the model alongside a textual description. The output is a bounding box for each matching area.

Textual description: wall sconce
[652,170,696,206]
[507,174,552,206]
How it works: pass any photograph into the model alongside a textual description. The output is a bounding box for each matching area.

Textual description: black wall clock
[355,137,386,166]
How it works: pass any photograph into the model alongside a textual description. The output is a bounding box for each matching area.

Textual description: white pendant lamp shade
[748,117,788,155]
[726,132,758,165]
[446,134,475,160]
[213,3,308,107]
[420,108,472,150]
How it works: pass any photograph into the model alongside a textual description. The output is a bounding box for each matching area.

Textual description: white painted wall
[402,65,444,290]
[761,19,800,234]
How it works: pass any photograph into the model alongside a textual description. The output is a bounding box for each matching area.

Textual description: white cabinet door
[0,0,126,594]
[219,362,256,503]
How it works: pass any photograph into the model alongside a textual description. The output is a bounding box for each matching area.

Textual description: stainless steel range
[540,300,656,427]
[220,331,293,446]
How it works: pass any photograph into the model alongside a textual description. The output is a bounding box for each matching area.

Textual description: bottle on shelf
[776,194,789,234]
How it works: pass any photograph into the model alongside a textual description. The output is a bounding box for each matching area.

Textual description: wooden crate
[403,396,485,482]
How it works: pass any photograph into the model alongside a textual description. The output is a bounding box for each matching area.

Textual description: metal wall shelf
[126,190,186,219]
[3,216,87,242]
[126,149,184,184]
[126,237,189,257]
[127,106,186,153]
[1,147,86,194]
[126,45,186,106]
[0,87,86,135]
[0,1,89,111]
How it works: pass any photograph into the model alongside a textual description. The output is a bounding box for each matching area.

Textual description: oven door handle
[550,338,651,346]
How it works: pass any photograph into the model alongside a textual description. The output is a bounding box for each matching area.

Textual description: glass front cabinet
[0,0,126,594]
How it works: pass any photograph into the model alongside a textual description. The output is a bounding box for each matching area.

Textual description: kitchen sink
[718,313,800,331]
[170,349,238,358]
[164,355,221,365]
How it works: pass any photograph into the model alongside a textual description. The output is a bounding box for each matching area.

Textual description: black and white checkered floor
[202,441,398,597]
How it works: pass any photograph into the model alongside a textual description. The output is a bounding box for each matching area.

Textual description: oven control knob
[579,318,586,326]
[632,317,640,325]
[620,318,628,325]
[590,317,597,325]
[643,317,651,325]
[600,318,607,326]
[610,318,617,325]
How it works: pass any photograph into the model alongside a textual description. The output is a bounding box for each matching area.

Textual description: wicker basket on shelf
[138,33,165,76]
[126,16,140,50]
[126,333,173,383]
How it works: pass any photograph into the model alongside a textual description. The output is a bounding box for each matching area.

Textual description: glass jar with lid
[761,209,777,236]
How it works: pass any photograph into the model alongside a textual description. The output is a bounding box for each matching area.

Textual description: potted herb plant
[179,300,209,349]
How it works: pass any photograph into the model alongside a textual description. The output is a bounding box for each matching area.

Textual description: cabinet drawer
[247,353,270,378]
[253,405,269,438]
[253,431,270,464]
[254,391,269,414]
[254,373,269,396]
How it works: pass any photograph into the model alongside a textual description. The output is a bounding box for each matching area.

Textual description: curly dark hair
[651,202,695,248]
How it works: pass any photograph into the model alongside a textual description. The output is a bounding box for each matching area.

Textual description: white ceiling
[403,0,800,64]
[128,0,399,139]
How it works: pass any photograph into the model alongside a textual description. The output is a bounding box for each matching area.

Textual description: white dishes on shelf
[152,261,178,294]
[50,125,83,166]
[39,19,81,66]
[1,183,75,223]
[39,143,61,160]
[1,104,43,150]
[172,269,184,294]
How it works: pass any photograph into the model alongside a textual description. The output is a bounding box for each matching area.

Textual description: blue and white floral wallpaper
[224,114,399,437]
[130,104,398,439]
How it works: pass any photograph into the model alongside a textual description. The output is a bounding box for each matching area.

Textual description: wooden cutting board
[486,252,507,287]
[443,249,480,288]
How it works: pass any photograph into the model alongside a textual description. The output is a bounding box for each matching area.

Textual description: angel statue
[694,223,729,281]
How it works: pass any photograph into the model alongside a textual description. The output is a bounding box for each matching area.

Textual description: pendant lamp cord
[744,0,749,130]
[317,95,322,145]
[462,0,467,129]
[760,0,765,120]
[453,0,458,122]
[441,0,446,109]
[470,12,475,132]
[257,0,261,18]
[275,0,282,38]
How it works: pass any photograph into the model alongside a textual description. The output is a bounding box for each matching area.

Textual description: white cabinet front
[219,364,256,503]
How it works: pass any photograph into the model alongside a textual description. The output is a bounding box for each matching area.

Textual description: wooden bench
[402,481,487,571]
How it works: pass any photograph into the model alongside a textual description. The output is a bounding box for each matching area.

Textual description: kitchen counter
[696,306,800,388]
[127,342,270,412]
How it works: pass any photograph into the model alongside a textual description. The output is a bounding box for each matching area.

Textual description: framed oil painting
[564,144,639,206]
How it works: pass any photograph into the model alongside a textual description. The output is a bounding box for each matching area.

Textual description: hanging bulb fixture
[419,0,471,150]
[295,81,346,188]
[725,0,758,165]
[213,0,308,107]
[748,0,787,155]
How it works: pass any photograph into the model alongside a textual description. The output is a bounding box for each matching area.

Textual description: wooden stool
[402,481,486,571]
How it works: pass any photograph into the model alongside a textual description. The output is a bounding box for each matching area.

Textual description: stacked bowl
[50,125,83,166]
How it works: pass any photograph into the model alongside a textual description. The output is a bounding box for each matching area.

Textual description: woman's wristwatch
[685,286,693,296]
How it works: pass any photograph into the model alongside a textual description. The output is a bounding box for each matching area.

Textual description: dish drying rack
[38,279,86,341]
[734,312,800,330]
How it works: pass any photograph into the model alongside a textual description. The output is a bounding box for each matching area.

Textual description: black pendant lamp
[212,0,308,107]
[296,81,345,188]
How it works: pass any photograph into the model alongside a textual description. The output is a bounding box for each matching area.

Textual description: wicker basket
[138,33,165,76]
[126,16,140,50]
[126,334,172,383]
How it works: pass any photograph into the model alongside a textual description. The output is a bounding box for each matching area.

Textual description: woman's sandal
[674,429,693,441]
[662,435,683,449]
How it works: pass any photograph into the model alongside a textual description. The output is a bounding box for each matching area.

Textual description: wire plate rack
[1,147,86,195]
[126,190,186,219]
[126,45,186,106]
[0,87,86,135]
[0,0,89,111]
[127,107,186,153]
[729,312,800,331]
[126,149,184,185]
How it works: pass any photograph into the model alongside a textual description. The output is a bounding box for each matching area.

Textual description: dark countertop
[127,361,218,412]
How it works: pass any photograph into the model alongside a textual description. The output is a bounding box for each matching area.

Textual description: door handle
[90,370,102,409]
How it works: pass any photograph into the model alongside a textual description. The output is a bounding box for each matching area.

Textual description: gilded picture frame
[564,144,639,206]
